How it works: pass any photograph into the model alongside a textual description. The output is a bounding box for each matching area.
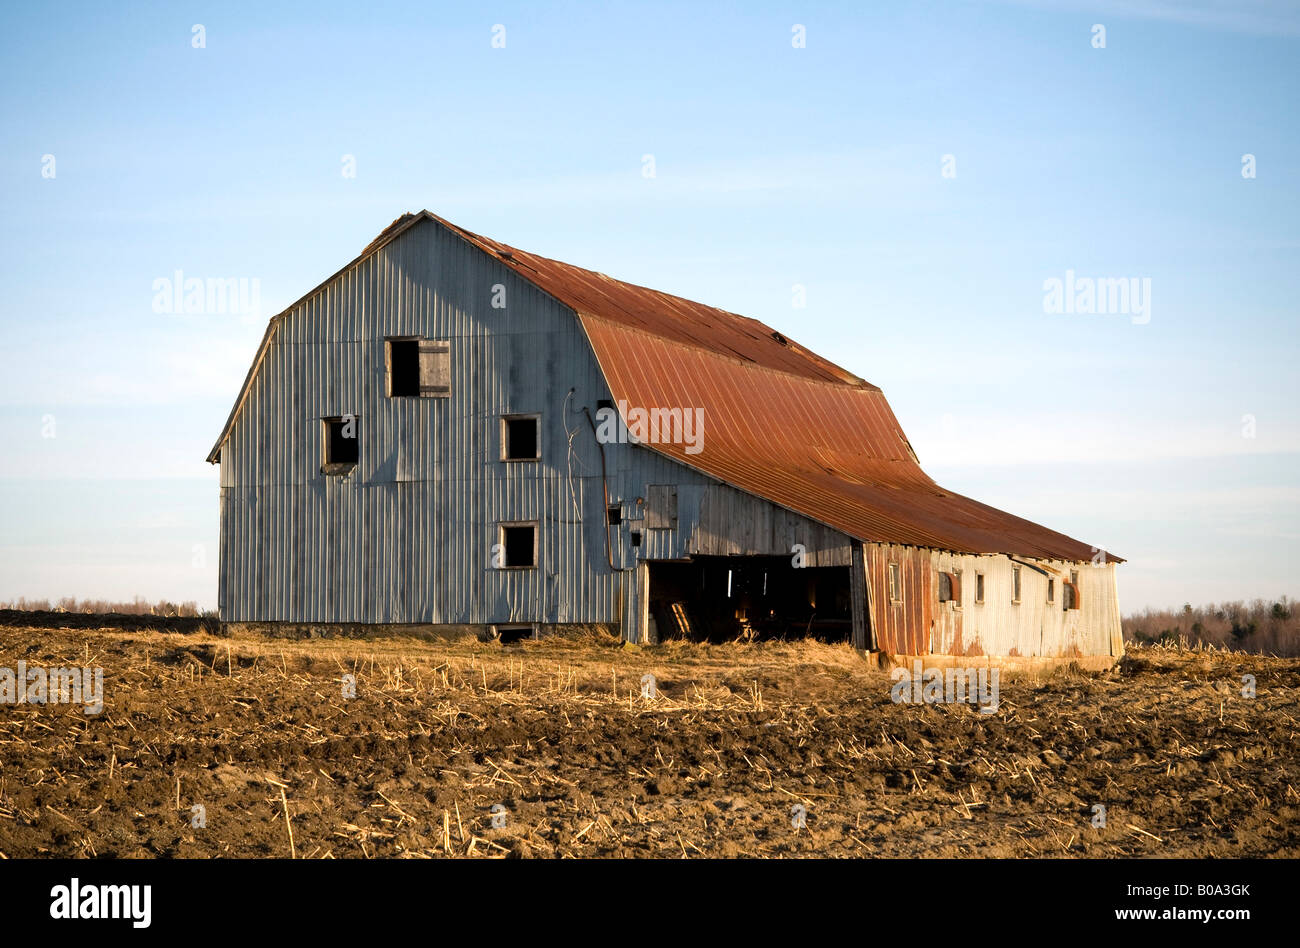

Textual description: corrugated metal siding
[865,543,933,654]
[687,484,851,564]
[217,218,854,626]
[219,220,618,623]
[426,213,863,387]
[908,551,1121,659]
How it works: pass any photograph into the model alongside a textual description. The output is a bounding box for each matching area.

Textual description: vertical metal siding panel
[217,487,230,616]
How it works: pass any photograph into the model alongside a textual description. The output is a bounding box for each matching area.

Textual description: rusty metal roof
[424,213,870,388]
[426,212,1120,563]
[210,211,1120,563]
[579,315,1118,562]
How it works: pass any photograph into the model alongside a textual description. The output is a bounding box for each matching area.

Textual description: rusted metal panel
[580,315,1119,564]
[422,214,864,388]
[422,210,1119,563]
[865,543,932,655]
[923,551,1120,659]
[929,564,965,656]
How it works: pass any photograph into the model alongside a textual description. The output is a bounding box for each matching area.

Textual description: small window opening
[607,506,622,525]
[386,339,420,397]
[502,416,539,461]
[1012,565,1022,603]
[888,562,902,603]
[975,573,985,603]
[500,524,536,569]
[630,531,642,548]
[322,415,359,474]
[1047,578,1055,603]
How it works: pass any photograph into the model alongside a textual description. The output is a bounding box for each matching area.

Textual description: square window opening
[322,416,359,474]
[938,571,955,602]
[1065,571,1081,611]
[500,524,536,569]
[502,416,540,461]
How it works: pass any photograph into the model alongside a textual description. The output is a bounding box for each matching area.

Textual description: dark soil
[0,626,1295,858]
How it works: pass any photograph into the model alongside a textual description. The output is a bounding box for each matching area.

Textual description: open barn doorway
[648,556,851,643]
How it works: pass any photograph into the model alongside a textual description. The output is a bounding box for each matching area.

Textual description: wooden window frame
[320,414,359,476]
[1064,570,1082,611]
[500,413,542,462]
[938,570,960,604]
[497,521,538,570]
[385,336,451,399]
[888,562,902,603]
[384,336,421,398]
[1011,565,1022,604]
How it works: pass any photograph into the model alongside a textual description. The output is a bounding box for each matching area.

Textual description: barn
[207,211,1123,669]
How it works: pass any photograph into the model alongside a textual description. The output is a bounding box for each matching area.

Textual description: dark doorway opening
[648,556,851,643]
[497,625,535,644]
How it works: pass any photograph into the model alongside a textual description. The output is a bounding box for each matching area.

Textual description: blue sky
[0,0,1296,612]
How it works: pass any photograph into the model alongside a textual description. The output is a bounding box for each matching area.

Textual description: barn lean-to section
[208,210,1123,668]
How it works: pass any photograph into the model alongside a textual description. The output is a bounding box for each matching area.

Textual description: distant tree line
[0,596,216,619]
[1124,598,1297,656]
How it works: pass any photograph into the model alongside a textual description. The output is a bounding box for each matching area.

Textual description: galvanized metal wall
[867,543,1122,658]
[928,552,1122,658]
[608,481,852,567]
[219,218,614,623]
[217,217,851,628]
